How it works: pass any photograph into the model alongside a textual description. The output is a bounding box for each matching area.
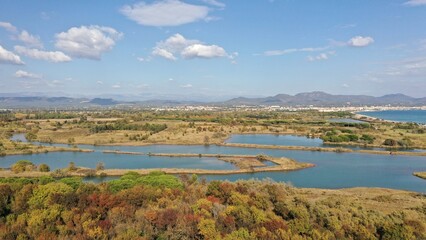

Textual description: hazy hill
[1,92,426,108]
[224,91,426,107]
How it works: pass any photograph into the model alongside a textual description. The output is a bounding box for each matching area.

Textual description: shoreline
[220,143,426,156]
[1,146,94,156]
[413,172,426,180]
[0,153,314,178]
[353,111,426,126]
[3,141,426,158]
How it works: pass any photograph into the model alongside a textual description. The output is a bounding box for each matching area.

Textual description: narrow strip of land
[220,143,426,156]
[103,150,144,155]
[413,172,426,180]
[3,146,94,156]
[0,153,313,178]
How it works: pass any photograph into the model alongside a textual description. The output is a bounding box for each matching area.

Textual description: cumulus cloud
[0,44,24,65]
[347,36,374,47]
[264,47,328,56]
[55,25,122,60]
[0,23,44,48]
[181,44,227,59]
[0,21,17,32]
[152,33,229,60]
[18,30,43,48]
[14,70,42,79]
[152,47,177,60]
[404,0,426,6]
[14,45,71,62]
[120,0,210,27]
[112,84,121,89]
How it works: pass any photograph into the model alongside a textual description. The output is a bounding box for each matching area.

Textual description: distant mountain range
[223,92,426,107]
[1,91,426,109]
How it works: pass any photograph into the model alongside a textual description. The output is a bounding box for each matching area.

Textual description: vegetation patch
[0,176,424,239]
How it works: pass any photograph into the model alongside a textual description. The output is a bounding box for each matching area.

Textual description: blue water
[358,110,426,124]
[2,134,426,192]
[226,134,425,152]
[0,152,236,171]
[226,134,324,147]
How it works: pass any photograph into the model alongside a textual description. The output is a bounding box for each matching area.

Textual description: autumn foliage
[0,172,425,239]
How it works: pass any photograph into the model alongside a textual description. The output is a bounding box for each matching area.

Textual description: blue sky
[0,0,425,100]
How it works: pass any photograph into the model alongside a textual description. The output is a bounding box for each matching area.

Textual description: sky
[0,0,426,101]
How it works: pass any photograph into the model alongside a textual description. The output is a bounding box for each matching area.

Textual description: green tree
[28,182,73,209]
[38,163,50,172]
[11,160,35,173]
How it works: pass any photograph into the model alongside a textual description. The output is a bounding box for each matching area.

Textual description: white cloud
[14,45,71,62]
[404,0,426,6]
[152,47,177,60]
[307,51,335,62]
[180,84,193,88]
[347,36,374,47]
[201,0,225,8]
[181,44,227,59]
[157,33,199,52]
[0,44,24,65]
[137,56,151,62]
[55,25,122,60]
[120,0,210,27]
[264,47,328,56]
[366,57,426,85]
[14,70,41,79]
[112,84,121,89]
[18,30,43,48]
[0,22,17,32]
[152,33,229,60]
[96,81,104,85]
[307,53,328,61]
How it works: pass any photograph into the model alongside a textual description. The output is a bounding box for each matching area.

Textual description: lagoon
[2,134,426,192]
[226,134,425,152]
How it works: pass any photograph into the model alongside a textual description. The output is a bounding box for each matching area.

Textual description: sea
[358,110,426,125]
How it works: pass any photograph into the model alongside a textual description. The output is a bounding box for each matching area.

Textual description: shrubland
[0,172,425,239]
[0,109,424,149]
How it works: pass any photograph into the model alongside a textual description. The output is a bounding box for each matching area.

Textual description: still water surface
[358,110,426,124]
[2,134,426,192]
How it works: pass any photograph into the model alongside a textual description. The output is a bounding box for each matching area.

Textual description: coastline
[353,110,426,126]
